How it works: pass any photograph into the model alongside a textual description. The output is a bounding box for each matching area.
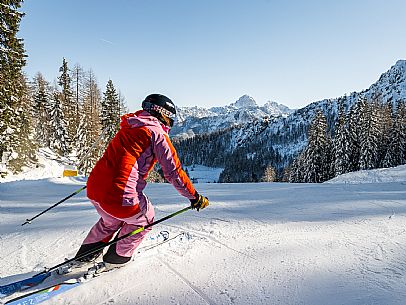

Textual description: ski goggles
[143,101,176,127]
[143,102,176,120]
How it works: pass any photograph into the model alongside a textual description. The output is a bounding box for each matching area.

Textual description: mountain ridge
[172,95,293,138]
[174,59,406,181]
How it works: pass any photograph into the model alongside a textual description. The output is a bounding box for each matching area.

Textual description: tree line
[0,1,127,175]
[174,124,280,183]
[31,60,128,174]
[289,98,406,183]
[175,96,406,183]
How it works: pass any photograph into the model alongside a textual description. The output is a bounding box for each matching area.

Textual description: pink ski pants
[83,196,155,257]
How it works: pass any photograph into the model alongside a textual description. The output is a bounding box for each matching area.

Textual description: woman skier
[74,94,209,270]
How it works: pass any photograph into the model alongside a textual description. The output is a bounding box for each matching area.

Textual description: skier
[74,94,209,270]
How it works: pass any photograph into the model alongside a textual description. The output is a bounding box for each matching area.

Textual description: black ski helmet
[142,94,176,127]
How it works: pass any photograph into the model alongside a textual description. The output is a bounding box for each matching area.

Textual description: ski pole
[21,186,87,226]
[36,205,192,275]
[22,127,109,227]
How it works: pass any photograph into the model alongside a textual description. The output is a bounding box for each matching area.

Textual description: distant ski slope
[326,164,406,184]
[1,166,406,304]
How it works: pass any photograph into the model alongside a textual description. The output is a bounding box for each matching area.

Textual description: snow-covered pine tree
[8,74,38,171]
[77,70,103,175]
[0,0,36,172]
[118,90,129,116]
[49,87,70,156]
[324,134,334,181]
[384,101,406,167]
[399,101,406,165]
[71,64,85,142]
[333,103,352,176]
[377,101,393,167]
[288,151,305,182]
[359,98,381,170]
[347,101,362,172]
[76,103,90,174]
[302,110,330,183]
[32,72,52,147]
[101,79,120,143]
[288,157,298,183]
[58,58,76,148]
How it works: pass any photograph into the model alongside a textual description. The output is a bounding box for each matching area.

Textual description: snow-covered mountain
[364,59,406,103]
[233,60,406,150]
[172,60,406,140]
[172,95,293,138]
[175,59,406,177]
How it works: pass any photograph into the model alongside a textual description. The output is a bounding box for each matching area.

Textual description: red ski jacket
[87,110,196,218]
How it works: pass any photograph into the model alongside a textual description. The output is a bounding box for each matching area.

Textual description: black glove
[190,192,209,211]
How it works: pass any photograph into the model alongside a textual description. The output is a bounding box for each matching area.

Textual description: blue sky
[20,0,406,110]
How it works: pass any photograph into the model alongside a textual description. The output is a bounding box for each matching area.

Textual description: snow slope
[185,165,224,183]
[1,167,406,305]
[0,148,68,183]
[326,165,406,184]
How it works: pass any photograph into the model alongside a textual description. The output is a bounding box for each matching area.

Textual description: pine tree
[118,90,128,116]
[58,58,76,148]
[0,0,36,172]
[323,135,334,181]
[101,79,120,142]
[347,101,362,172]
[384,101,406,167]
[359,98,381,170]
[303,110,330,183]
[77,70,103,174]
[49,87,70,156]
[333,104,352,175]
[32,72,52,147]
[288,159,298,182]
[399,101,406,165]
[377,101,393,167]
[8,74,37,171]
[71,64,85,142]
[76,99,93,174]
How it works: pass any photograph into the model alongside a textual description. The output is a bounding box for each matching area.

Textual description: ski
[0,259,96,298]
[0,230,172,298]
[2,260,116,305]
[0,261,99,299]
[4,260,133,305]
[5,278,81,305]
[0,272,51,298]
[3,230,185,304]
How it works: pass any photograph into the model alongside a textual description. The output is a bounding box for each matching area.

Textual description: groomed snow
[1,166,406,304]
[185,165,224,183]
[326,165,406,184]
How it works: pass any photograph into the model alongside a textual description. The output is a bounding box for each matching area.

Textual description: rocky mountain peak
[230,95,257,109]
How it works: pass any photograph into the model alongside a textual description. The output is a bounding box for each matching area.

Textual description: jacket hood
[120,110,170,133]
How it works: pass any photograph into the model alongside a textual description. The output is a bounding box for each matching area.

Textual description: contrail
[100,38,114,45]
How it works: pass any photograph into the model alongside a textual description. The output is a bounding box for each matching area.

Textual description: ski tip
[0,272,51,298]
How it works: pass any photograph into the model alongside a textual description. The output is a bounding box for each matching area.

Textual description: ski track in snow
[1,172,406,304]
[164,223,257,261]
[157,257,217,305]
